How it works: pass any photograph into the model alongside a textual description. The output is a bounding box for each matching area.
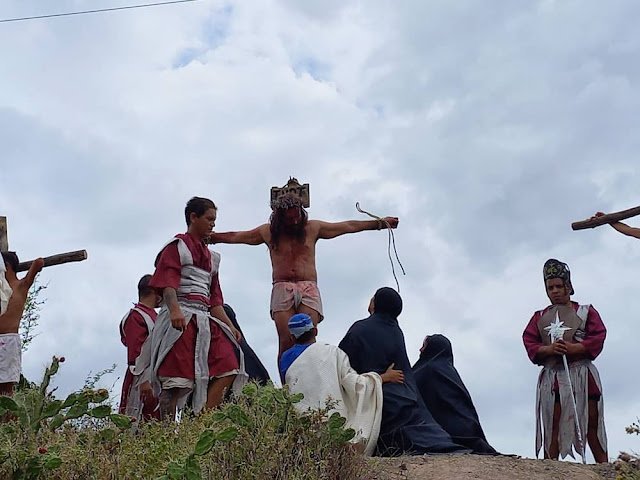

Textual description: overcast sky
[1,0,639,462]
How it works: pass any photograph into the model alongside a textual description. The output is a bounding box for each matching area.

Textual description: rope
[355,202,406,291]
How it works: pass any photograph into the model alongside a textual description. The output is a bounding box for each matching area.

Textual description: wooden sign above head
[0,216,7,251]
[270,177,310,209]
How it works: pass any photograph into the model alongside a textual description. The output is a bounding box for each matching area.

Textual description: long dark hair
[269,205,308,250]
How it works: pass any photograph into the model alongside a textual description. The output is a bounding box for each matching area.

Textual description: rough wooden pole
[0,216,8,251]
[17,250,88,272]
[571,206,640,231]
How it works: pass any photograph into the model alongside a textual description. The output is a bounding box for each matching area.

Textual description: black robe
[339,309,471,456]
[412,334,498,455]
[223,304,271,386]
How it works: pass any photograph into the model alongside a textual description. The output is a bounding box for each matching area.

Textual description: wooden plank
[17,250,88,272]
[0,216,8,251]
[572,206,640,231]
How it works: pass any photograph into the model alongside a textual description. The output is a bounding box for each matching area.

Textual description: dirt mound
[371,454,620,480]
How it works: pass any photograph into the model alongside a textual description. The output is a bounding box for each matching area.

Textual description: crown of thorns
[270,195,303,209]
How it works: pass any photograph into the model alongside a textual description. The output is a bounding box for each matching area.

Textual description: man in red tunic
[523,259,608,462]
[146,197,245,420]
[118,274,161,421]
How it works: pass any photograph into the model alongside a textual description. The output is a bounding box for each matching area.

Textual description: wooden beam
[0,216,8,251]
[17,250,88,272]
[572,206,640,231]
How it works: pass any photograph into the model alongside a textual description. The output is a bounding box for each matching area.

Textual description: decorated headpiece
[543,258,574,295]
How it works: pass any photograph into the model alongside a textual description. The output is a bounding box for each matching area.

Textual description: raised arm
[316,217,399,240]
[610,222,640,239]
[209,225,267,246]
[593,212,640,239]
[22,257,44,289]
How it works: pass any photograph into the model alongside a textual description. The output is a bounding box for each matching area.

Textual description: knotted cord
[356,202,406,291]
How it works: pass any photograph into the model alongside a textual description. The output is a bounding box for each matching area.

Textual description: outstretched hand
[381,362,404,384]
[383,217,399,229]
[32,257,45,273]
[23,257,45,288]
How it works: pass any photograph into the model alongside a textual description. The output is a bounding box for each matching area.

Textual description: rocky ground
[369,453,637,480]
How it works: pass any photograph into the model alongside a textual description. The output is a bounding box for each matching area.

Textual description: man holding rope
[208,193,398,374]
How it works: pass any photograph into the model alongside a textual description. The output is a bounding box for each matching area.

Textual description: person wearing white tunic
[281,313,404,456]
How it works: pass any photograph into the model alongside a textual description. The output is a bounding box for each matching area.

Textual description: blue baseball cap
[288,313,314,338]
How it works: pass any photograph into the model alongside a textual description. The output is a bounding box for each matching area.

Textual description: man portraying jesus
[208,193,399,370]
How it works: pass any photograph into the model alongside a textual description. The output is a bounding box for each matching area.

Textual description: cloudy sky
[1,0,639,461]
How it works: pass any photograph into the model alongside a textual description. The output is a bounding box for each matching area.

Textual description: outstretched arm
[317,217,399,240]
[22,257,44,290]
[610,222,640,239]
[593,212,640,239]
[209,225,266,246]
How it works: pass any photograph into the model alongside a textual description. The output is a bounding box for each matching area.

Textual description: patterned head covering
[288,313,314,339]
[543,258,574,295]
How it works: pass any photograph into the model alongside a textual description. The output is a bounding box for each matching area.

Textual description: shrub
[0,359,377,480]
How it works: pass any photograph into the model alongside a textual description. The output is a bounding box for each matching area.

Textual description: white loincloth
[0,333,21,383]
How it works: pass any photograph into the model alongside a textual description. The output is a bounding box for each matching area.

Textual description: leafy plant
[1,372,374,480]
[0,356,130,479]
[19,280,47,353]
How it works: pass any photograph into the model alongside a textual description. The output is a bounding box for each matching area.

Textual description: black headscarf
[543,258,574,295]
[420,334,454,364]
[373,287,403,317]
[412,334,498,455]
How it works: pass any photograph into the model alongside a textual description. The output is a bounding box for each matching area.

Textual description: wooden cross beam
[0,215,88,271]
[572,206,640,231]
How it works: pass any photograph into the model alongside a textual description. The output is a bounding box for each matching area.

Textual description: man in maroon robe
[118,274,161,420]
[146,197,246,420]
[523,258,608,462]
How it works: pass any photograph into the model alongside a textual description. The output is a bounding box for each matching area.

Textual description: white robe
[285,343,383,456]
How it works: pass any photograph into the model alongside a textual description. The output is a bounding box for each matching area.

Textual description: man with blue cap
[281,312,404,456]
